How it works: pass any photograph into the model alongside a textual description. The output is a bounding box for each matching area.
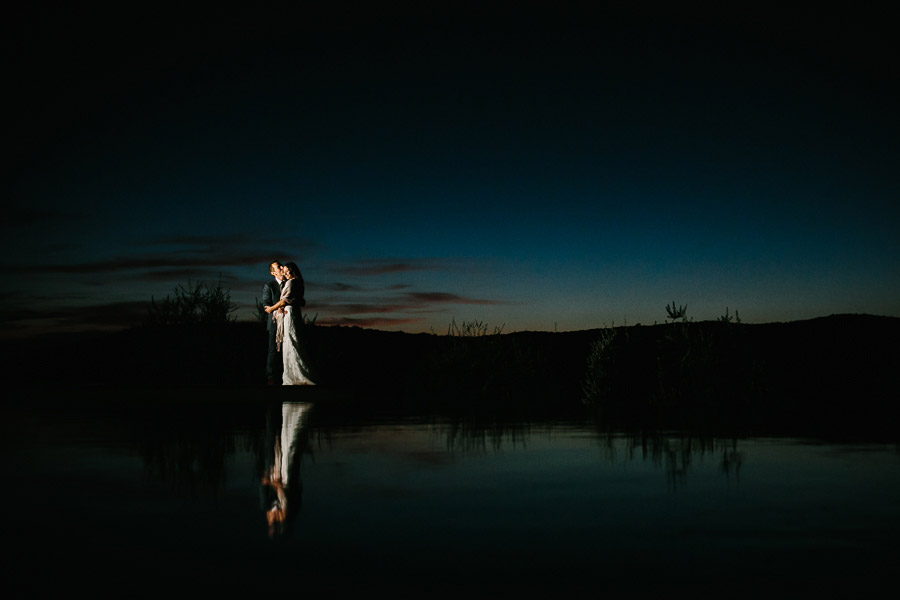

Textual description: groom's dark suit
[263,279,283,382]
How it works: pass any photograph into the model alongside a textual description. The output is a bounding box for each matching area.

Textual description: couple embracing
[263,261,315,386]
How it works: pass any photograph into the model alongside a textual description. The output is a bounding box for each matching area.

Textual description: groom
[262,260,284,385]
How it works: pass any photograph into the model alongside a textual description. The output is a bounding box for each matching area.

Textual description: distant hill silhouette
[2,314,898,436]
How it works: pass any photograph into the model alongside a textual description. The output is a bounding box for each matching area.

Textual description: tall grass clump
[583,302,761,432]
[146,278,237,327]
[134,278,253,384]
[582,327,618,403]
[434,317,505,337]
[409,318,554,415]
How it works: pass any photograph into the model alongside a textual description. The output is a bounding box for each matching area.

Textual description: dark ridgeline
[579,314,900,438]
[2,314,899,438]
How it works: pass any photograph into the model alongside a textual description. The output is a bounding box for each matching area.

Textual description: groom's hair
[269,261,283,275]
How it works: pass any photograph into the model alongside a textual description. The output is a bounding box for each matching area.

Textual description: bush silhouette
[146,278,237,327]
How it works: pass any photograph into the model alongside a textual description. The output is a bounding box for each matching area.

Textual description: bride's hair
[283,262,301,279]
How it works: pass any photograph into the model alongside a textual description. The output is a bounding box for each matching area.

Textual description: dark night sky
[3,2,898,338]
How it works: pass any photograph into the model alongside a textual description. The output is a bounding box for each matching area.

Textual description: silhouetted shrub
[146,278,237,327]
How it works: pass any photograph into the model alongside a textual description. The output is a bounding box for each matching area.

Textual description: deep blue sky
[3,3,899,338]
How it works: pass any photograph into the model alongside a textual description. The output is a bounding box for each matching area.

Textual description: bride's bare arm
[264,298,286,313]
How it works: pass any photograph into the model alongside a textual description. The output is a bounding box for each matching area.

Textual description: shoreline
[2,313,898,436]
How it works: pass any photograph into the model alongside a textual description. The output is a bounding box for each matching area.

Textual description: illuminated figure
[265,261,315,385]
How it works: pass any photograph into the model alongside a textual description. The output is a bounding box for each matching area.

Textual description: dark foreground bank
[2,314,899,435]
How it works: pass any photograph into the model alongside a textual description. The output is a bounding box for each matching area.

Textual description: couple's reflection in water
[260,401,312,538]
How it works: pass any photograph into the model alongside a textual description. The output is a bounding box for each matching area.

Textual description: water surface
[3,387,898,596]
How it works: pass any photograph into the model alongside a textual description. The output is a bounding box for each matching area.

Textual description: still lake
[3,386,899,597]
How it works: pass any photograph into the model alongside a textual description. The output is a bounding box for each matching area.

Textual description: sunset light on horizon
[3,3,898,338]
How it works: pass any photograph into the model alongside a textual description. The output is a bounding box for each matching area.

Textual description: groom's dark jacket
[262,280,281,333]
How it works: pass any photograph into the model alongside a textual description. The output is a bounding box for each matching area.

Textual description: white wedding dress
[280,279,315,386]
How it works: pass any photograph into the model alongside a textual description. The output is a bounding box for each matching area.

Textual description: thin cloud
[11,230,316,277]
[307,281,413,293]
[133,270,246,285]
[135,233,317,255]
[62,301,150,326]
[0,300,149,334]
[0,307,67,325]
[405,292,507,306]
[121,269,226,282]
[26,253,276,274]
[325,257,473,278]
[317,303,417,316]
[309,288,510,329]
[308,282,364,292]
[317,316,426,328]
[333,262,435,276]
[313,291,506,315]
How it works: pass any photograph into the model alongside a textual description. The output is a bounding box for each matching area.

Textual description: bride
[264,262,316,385]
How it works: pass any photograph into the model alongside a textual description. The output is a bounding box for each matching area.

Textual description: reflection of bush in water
[439,419,533,453]
[107,392,271,493]
[433,416,745,488]
[141,431,250,493]
[594,430,744,489]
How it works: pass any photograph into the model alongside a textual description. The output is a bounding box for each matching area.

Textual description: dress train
[281,306,315,386]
